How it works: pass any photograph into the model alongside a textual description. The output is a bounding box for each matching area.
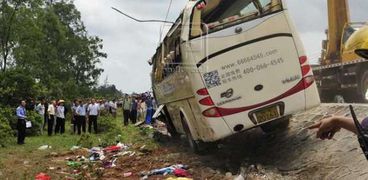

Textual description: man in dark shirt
[130,97,138,124]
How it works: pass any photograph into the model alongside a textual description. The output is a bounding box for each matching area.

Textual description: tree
[1,0,107,100]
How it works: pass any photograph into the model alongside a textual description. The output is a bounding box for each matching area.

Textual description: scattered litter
[38,145,52,150]
[112,150,134,157]
[103,158,117,168]
[140,164,189,177]
[234,174,245,180]
[141,124,154,129]
[72,169,81,174]
[70,146,81,151]
[89,152,105,161]
[35,172,51,180]
[50,152,58,156]
[174,168,191,177]
[134,121,145,126]
[104,145,122,153]
[67,161,82,168]
[123,172,133,177]
[166,178,193,180]
[49,167,56,170]
[225,172,232,178]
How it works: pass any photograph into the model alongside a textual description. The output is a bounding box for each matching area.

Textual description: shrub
[98,114,119,133]
[77,133,95,148]
[25,111,43,136]
[0,106,43,137]
[0,115,13,147]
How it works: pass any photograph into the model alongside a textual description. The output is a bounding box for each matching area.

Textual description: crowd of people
[15,93,157,145]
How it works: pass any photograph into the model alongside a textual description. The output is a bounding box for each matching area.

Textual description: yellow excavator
[313,0,368,103]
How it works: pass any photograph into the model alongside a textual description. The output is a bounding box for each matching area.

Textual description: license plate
[255,106,280,123]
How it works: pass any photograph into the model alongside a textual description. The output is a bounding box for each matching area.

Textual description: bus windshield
[201,0,282,33]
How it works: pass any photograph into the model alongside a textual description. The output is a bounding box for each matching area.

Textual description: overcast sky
[73,0,368,93]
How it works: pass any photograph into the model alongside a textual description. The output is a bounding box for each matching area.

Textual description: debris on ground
[70,146,80,151]
[35,172,51,180]
[140,164,190,177]
[38,145,52,150]
[9,104,368,179]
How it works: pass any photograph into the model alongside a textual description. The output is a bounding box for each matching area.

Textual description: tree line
[0,0,121,105]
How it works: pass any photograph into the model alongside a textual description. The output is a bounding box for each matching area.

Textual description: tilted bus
[150,0,320,152]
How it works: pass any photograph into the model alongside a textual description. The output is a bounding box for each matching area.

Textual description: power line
[111,7,175,24]
[159,0,174,43]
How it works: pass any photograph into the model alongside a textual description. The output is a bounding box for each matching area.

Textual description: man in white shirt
[87,99,100,133]
[35,99,46,130]
[110,100,117,118]
[47,100,56,136]
[55,100,66,134]
[76,100,87,134]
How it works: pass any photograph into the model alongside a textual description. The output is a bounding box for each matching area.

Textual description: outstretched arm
[308,116,358,140]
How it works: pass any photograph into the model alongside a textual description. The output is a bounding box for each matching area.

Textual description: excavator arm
[323,0,350,64]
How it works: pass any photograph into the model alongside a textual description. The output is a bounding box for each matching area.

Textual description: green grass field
[0,111,158,179]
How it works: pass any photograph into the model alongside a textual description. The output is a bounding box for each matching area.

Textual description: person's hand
[308,116,341,140]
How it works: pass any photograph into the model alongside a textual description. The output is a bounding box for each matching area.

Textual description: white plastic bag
[26,121,32,128]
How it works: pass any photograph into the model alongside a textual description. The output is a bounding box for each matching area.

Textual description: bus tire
[180,114,202,154]
[260,117,290,133]
[358,71,368,103]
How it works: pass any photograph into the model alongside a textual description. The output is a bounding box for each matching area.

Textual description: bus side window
[258,0,281,14]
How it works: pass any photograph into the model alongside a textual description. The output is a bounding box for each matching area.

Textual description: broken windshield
[201,0,282,32]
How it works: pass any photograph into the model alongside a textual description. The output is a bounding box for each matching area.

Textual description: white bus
[151,0,320,152]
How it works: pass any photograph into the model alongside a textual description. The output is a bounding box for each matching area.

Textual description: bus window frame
[188,0,284,40]
[155,28,183,82]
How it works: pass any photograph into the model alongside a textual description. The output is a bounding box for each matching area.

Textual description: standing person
[137,97,142,122]
[130,97,138,124]
[26,98,35,111]
[111,99,117,118]
[122,95,132,126]
[76,100,87,134]
[16,100,27,145]
[140,97,147,122]
[71,100,78,134]
[47,100,56,136]
[151,97,157,124]
[43,99,49,130]
[145,97,154,124]
[87,99,100,133]
[99,100,105,116]
[35,99,45,129]
[55,100,66,134]
[104,100,110,115]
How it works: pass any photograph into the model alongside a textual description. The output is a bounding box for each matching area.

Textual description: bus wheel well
[161,106,178,137]
[179,111,203,153]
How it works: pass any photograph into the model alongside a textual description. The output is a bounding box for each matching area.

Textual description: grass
[0,110,158,180]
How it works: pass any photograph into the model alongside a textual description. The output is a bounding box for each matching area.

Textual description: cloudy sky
[73,0,368,93]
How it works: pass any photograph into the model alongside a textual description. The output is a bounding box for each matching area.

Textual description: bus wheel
[260,117,290,133]
[180,115,202,154]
